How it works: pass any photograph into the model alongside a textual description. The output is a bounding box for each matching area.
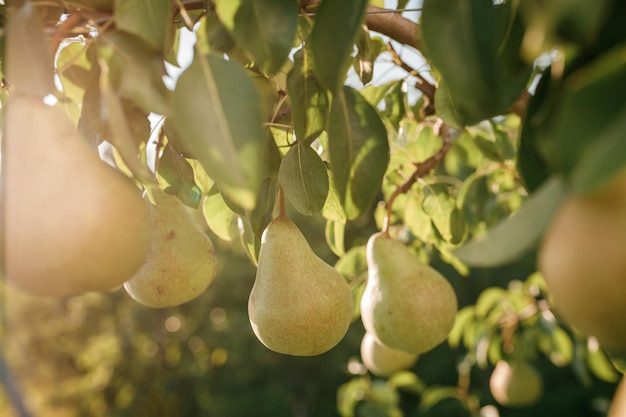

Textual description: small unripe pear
[539,170,626,352]
[123,190,217,308]
[361,232,458,354]
[489,359,543,407]
[360,331,418,376]
[248,216,353,356]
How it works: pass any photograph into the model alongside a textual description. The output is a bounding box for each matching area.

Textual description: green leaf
[322,165,347,223]
[250,178,277,238]
[310,0,368,92]
[422,185,465,244]
[278,143,329,216]
[587,345,620,383]
[474,287,505,318]
[287,47,329,144]
[173,52,265,211]
[353,29,385,85]
[403,191,433,243]
[202,186,237,242]
[6,2,55,96]
[328,87,390,219]
[99,71,155,184]
[214,0,298,75]
[156,143,202,207]
[422,0,532,126]
[454,176,567,267]
[114,0,171,51]
[98,30,170,116]
[325,220,345,257]
[547,45,626,194]
[448,306,476,348]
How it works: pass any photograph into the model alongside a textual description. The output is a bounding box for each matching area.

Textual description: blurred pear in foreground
[539,169,626,353]
[4,95,151,297]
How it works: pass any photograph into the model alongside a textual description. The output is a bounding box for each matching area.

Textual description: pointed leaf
[114,0,172,51]
[203,186,236,241]
[173,52,265,211]
[454,176,566,267]
[310,0,368,92]
[278,143,329,216]
[98,30,170,116]
[287,47,329,144]
[214,0,298,74]
[328,87,390,219]
[156,143,202,207]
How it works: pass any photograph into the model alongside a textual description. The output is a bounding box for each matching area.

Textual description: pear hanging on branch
[489,359,543,407]
[3,95,152,297]
[360,232,458,354]
[124,189,218,308]
[360,331,419,377]
[248,199,353,356]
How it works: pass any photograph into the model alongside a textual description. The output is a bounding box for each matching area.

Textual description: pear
[3,95,151,297]
[489,359,543,407]
[248,215,353,356]
[609,376,626,417]
[360,331,418,377]
[123,189,217,308]
[361,232,458,354]
[539,169,626,352]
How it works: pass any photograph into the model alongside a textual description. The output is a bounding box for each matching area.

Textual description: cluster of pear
[359,232,458,373]
[489,359,543,407]
[538,170,626,354]
[3,93,217,307]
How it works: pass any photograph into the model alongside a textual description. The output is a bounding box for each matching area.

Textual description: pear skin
[361,232,458,354]
[609,376,626,417]
[248,215,353,356]
[124,190,217,308]
[360,331,418,377]
[489,359,543,407]
[539,169,626,352]
[4,95,151,297]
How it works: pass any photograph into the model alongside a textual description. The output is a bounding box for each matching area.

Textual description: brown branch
[382,122,451,234]
[365,5,423,53]
[386,42,435,103]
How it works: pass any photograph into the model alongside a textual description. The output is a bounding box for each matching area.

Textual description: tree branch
[382,121,452,234]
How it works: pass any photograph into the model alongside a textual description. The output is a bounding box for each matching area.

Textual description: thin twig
[382,121,452,234]
[386,42,435,102]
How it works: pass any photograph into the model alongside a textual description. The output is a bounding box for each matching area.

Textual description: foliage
[1,0,625,416]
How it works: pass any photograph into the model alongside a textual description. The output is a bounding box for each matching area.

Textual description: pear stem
[278,185,286,217]
[382,121,451,235]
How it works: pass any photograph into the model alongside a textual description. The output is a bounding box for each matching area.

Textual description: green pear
[489,359,543,407]
[3,95,151,297]
[539,169,626,352]
[248,215,353,356]
[360,331,418,377]
[361,232,458,354]
[123,189,217,308]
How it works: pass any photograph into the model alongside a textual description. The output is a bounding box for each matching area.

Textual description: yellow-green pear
[248,215,353,356]
[123,189,217,308]
[360,331,418,377]
[489,359,543,407]
[4,95,151,297]
[361,232,458,354]
[539,169,626,352]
